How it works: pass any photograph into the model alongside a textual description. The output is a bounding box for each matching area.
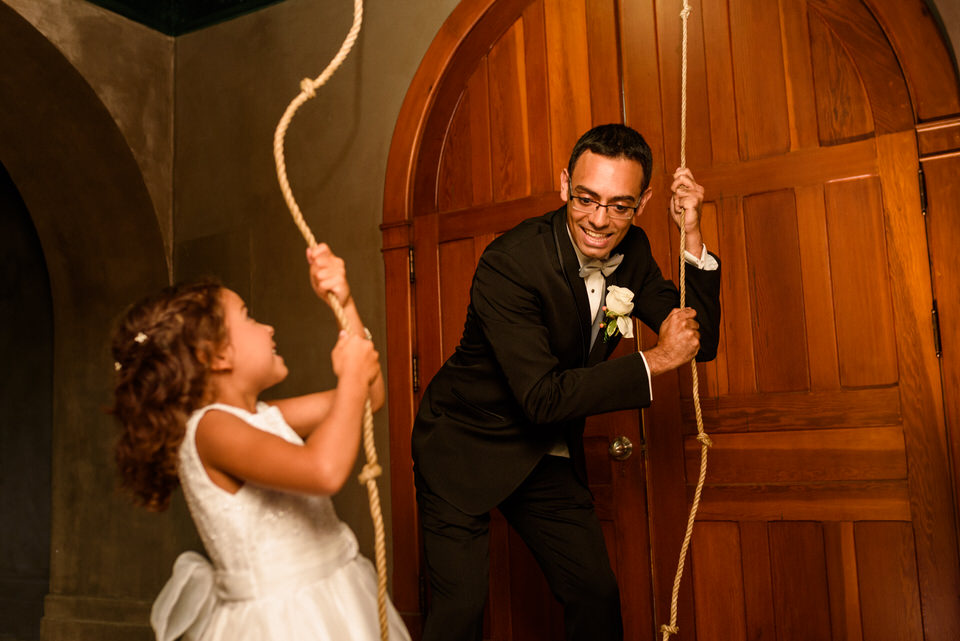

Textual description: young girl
[111,244,410,641]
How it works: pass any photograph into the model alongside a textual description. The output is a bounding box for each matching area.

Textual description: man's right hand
[643,308,700,376]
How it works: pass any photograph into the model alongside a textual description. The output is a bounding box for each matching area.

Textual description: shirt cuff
[683,243,718,271]
[637,351,653,402]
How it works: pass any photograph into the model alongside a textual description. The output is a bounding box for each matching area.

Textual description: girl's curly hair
[110,279,226,511]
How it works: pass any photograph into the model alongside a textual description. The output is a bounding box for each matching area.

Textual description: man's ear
[559,168,571,202]
[634,188,654,217]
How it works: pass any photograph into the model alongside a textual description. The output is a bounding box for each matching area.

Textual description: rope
[660,1,712,639]
[271,2,390,640]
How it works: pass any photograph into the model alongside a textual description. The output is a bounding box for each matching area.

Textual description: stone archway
[0,5,185,639]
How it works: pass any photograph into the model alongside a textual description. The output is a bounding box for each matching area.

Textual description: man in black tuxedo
[412,124,721,641]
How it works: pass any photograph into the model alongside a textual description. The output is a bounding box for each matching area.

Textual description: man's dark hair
[567,124,654,193]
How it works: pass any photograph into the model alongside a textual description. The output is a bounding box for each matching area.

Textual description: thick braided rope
[271,2,390,640]
[660,1,712,639]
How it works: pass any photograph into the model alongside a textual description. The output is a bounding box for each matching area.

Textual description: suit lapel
[551,210,593,361]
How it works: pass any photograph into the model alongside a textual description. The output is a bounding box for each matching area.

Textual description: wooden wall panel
[855,522,923,641]
[768,522,832,641]
[488,22,532,201]
[691,522,747,641]
[824,176,898,388]
[808,11,874,145]
[729,0,791,159]
[743,189,809,392]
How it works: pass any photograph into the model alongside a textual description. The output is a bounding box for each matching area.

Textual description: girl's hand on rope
[332,330,382,387]
[670,168,705,257]
[643,307,701,376]
[307,244,352,308]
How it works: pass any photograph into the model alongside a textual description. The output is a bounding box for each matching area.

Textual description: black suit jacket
[412,207,721,514]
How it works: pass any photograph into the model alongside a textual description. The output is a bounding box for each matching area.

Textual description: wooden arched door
[383,1,960,639]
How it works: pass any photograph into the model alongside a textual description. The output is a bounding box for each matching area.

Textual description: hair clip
[134,332,148,344]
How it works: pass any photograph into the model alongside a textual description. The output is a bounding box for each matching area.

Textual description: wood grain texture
[855,521,923,641]
[808,0,913,135]
[824,175,899,388]
[488,22,532,201]
[739,522,776,641]
[877,131,960,639]
[696,480,911,521]
[795,184,841,390]
[863,0,960,121]
[921,154,960,546]
[691,522,747,641]
[682,387,901,431]
[823,522,864,641]
[684,425,907,484]
[808,10,875,145]
[768,522,833,641]
[742,189,810,392]
[729,0,791,159]
[777,0,819,150]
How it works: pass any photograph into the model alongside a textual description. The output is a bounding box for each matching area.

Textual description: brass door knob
[608,436,634,461]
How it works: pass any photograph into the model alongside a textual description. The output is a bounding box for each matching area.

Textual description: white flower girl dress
[151,402,410,641]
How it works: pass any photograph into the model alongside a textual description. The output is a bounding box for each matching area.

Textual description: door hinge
[919,164,928,217]
[932,301,942,358]
[408,247,416,283]
[412,354,420,392]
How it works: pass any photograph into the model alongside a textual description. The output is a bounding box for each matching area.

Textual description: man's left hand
[670,168,705,257]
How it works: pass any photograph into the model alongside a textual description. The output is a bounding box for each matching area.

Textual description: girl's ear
[205,342,233,372]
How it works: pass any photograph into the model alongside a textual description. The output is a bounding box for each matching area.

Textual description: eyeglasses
[569,195,639,220]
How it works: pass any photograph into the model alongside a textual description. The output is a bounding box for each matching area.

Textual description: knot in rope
[660,623,680,636]
[300,78,317,98]
[680,6,691,20]
[359,463,382,484]
[697,432,713,448]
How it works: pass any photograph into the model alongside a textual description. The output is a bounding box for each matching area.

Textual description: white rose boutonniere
[601,285,635,341]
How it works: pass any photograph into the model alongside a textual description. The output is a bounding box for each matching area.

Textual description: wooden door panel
[824,176,899,387]
[856,521,925,641]
[729,0,792,159]
[438,238,478,359]
[685,426,907,483]
[742,190,810,393]
[489,22,533,201]
[691,522,747,641]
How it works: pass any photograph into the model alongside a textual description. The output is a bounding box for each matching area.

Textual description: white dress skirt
[151,402,410,641]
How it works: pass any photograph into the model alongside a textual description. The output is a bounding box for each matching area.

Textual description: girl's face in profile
[217,288,288,392]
